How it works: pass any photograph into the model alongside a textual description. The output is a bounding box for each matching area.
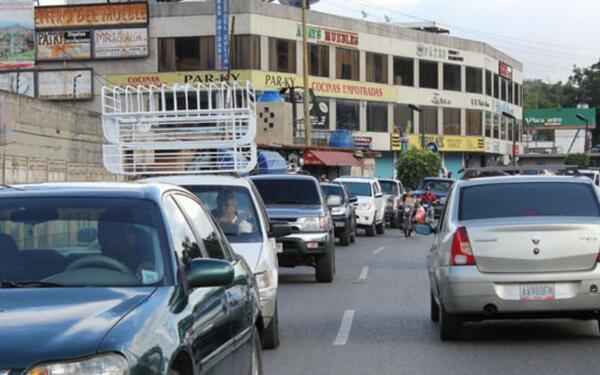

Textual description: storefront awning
[304,150,362,167]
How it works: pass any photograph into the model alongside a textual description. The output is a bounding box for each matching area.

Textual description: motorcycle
[402,204,413,238]
[420,200,435,225]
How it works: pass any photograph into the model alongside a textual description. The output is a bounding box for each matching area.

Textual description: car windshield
[459,182,600,220]
[419,180,452,192]
[379,181,398,195]
[0,198,168,287]
[321,185,346,203]
[253,178,321,205]
[183,185,262,243]
[341,182,372,197]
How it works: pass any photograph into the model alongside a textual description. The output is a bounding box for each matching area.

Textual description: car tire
[365,221,376,237]
[376,220,385,234]
[261,303,280,349]
[340,223,351,246]
[251,327,264,375]
[430,293,440,322]
[316,246,334,283]
[439,305,461,341]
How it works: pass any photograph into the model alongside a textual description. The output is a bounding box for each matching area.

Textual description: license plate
[276,242,283,253]
[520,283,555,301]
[335,222,345,228]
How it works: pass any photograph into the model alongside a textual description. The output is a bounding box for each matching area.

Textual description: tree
[565,153,589,168]
[569,60,600,109]
[396,148,441,189]
[523,79,577,109]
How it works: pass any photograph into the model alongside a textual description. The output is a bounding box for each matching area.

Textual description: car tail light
[451,226,475,266]
[597,249,600,262]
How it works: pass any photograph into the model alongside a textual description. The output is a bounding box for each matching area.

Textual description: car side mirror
[326,194,342,207]
[348,196,358,203]
[375,192,384,198]
[415,223,436,236]
[187,259,234,288]
[269,222,292,238]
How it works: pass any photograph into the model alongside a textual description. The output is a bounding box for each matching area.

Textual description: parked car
[378,178,404,228]
[414,177,454,218]
[418,175,600,341]
[321,182,357,246]
[250,174,337,283]
[334,177,386,236]
[139,175,290,349]
[0,183,263,374]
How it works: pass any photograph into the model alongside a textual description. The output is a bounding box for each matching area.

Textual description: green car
[0,183,263,375]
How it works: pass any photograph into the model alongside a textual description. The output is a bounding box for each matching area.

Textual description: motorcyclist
[420,187,438,223]
[402,188,419,209]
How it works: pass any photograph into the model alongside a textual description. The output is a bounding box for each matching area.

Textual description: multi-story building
[35,0,524,178]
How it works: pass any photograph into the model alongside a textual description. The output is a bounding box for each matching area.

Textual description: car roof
[422,177,454,182]
[377,178,399,183]
[321,182,343,187]
[249,174,317,182]
[456,175,593,188]
[139,175,251,188]
[335,177,376,183]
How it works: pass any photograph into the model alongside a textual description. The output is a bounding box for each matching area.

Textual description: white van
[334,177,386,236]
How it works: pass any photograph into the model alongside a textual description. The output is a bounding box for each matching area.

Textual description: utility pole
[409,104,423,148]
[301,0,312,146]
[502,111,516,166]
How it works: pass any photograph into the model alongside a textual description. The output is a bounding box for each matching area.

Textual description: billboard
[36,30,91,61]
[38,69,93,101]
[94,28,148,59]
[499,61,513,80]
[35,2,148,29]
[0,0,35,70]
[0,70,34,97]
[215,0,229,71]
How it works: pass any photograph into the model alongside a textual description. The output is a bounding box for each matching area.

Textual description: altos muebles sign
[296,24,359,48]
[34,2,148,29]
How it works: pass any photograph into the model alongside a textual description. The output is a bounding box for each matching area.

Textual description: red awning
[304,150,362,167]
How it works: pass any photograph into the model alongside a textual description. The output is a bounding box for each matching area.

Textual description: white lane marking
[373,246,386,254]
[358,266,369,280]
[333,310,355,346]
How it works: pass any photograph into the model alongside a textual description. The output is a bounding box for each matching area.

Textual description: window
[231,35,261,70]
[508,118,514,141]
[336,48,359,80]
[534,129,554,142]
[366,52,388,84]
[394,104,414,134]
[501,78,507,101]
[485,112,492,137]
[485,70,492,96]
[493,113,500,138]
[310,44,329,77]
[508,81,513,104]
[164,196,202,265]
[419,60,438,89]
[336,99,360,130]
[393,57,414,86]
[173,195,229,261]
[158,36,215,72]
[422,106,438,134]
[341,182,372,197]
[514,83,520,105]
[322,185,346,203]
[500,116,507,140]
[443,63,461,91]
[379,181,399,195]
[493,73,499,98]
[466,110,482,136]
[466,67,482,93]
[252,178,322,205]
[367,102,388,132]
[269,38,296,73]
[443,108,461,135]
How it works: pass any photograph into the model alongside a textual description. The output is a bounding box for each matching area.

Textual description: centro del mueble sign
[105,70,397,102]
[296,24,359,48]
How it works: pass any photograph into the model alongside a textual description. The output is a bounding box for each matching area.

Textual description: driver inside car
[213,191,253,234]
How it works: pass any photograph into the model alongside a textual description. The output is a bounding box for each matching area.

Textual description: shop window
[269,38,296,73]
[393,57,414,86]
[336,48,359,81]
[466,110,482,136]
[158,37,215,72]
[501,78,507,101]
[485,112,492,137]
[493,113,500,138]
[485,70,492,96]
[419,60,438,89]
[336,99,360,130]
[366,52,388,84]
[422,106,438,134]
[394,104,414,134]
[493,73,499,99]
[443,63,461,92]
[533,129,554,142]
[367,102,388,132]
[231,35,261,70]
[443,108,461,135]
[466,67,482,94]
[309,44,329,77]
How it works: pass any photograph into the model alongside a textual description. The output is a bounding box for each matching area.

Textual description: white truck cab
[334,177,386,236]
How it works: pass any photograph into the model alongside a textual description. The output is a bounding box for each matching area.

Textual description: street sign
[215,0,230,71]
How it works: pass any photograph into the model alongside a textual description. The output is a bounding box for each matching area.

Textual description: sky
[35,0,600,83]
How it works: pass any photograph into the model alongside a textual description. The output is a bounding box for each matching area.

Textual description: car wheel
[251,327,264,375]
[439,304,461,341]
[340,222,351,246]
[376,220,385,234]
[365,221,376,237]
[430,292,440,322]
[261,303,280,349]
[315,246,334,282]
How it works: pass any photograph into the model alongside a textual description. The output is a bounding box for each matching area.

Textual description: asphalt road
[263,227,600,375]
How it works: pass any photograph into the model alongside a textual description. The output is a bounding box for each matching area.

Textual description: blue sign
[426,142,439,153]
[215,0,230,71]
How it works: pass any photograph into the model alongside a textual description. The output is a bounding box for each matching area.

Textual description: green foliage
[523,79,577,109]
[396,148,441,189]
[569,61,600,110]
[565,153,590,168]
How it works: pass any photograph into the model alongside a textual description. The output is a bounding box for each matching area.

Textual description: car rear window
[253,179,321,205]
[340,182,372,197]
[459,182,600,220]
[322,185,345,203]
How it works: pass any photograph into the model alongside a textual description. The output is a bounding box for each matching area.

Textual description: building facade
[34,0,524,178]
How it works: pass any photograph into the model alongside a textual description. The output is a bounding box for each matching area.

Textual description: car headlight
[256,270,271,290]
[331,206,346,216]
[358,202,373,210]
[297,217,329,232]
[27,353,129,375]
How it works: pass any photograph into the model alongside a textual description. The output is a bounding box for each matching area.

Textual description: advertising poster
[0,70,34,97]
[38,69,92,100]
[94,28,148,58]
[36,30,91,61]
[0,0,35,70]
[35,2,148,29]
[215,0,229,71]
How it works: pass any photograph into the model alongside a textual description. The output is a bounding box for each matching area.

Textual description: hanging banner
[215,0,229,71]
[0,0,35,70]
[36,30,91,61]
[38,69,93,101]
[0,70,35,97]
[94,28,148,59]
[34,2,148,29]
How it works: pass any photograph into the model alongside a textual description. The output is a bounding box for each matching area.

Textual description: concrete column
[481,68,486,96]
[329,98,336,131]
[329,46,336,79]
[360,100,367,132]
[359,50,366,82]
[260,36,269,71]
[461,65,466,92]
[414,59,420,88]
[296,40,303,76]
[388,102,394,132]
[460,108,466,136]
[413,111,420,135]
[388,54,394,85]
